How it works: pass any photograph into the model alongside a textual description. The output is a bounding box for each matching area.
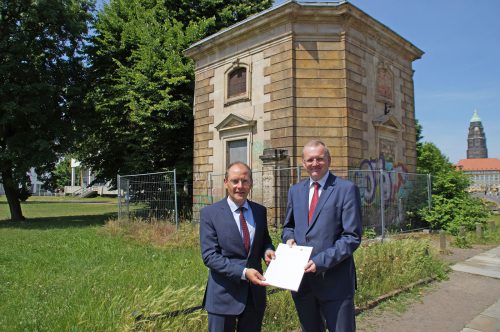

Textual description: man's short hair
[302,140,331,159]
[225,161,253,181]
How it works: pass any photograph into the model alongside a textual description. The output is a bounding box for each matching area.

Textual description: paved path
[454,247,500,332]
[357,246,500,332]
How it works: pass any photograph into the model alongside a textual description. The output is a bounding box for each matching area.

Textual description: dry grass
[124,286,207,331]
[100,218,199,248]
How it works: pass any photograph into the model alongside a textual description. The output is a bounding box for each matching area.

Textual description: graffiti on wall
[355,154,411,206]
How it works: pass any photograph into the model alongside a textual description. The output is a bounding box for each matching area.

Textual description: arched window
[227,67,247,98]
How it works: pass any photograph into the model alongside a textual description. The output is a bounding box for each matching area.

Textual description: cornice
[185,1,423,64]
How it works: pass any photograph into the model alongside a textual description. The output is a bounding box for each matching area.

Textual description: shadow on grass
[21,201,117,205]
[0,212,116,229]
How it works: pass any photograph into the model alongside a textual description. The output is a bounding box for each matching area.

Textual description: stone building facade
[185,1,423,217]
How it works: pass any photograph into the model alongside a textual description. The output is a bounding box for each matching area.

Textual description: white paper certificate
[263,243,313,292]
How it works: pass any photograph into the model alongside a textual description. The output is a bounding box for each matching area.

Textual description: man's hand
[304,260,316,273]
[264,249,276,265]
[286,239,296,247]
[245,268,269,286]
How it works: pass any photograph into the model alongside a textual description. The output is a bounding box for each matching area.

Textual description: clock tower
[467,110,488,159]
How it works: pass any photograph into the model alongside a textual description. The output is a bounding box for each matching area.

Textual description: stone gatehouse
[185,1,423,219]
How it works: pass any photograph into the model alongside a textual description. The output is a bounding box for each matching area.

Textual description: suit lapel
[301,180,310,225]
[219,199,243,246]
[222,198,253,257]
[308,173,336,230]
[248,201,263,257]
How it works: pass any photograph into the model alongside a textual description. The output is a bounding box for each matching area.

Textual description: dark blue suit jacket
[200,198,274,315]
[282,172,362,301]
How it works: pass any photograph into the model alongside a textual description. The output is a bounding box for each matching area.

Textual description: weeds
[100,218,199,248]
[355,238,447,308]
[125,286,207,331]
[452,234,471,248]
[450,215,500,247]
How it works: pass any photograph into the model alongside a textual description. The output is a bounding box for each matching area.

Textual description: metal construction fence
[195,168,431,236]
[117,171,180,226]
[348,170,431,236]
[205,166,302,228]
[118,168,432,236]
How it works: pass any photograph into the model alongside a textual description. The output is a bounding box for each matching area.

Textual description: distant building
[456,158,500,192]
[467,110,488,159]
[0,168,48,196]
[64,159,117,197]
[457,110,499,192]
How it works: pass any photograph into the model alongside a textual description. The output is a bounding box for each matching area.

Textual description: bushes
[416,142,490,234]
[420,195,490,235]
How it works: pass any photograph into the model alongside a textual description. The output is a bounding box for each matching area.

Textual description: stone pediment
[215,113,256,132]
[372,114,402,133]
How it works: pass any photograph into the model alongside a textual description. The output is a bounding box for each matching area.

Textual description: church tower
[467,110,488,159]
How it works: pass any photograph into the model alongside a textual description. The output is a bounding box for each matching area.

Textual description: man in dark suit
[282,140,362,332]
[200,161,275,332]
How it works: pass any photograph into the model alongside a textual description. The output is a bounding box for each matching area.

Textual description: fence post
[427,173,432,210]
[297,166,301,184]
[459,226,466,237]
[489,220,497,233]
[275,166,280,229]
[476,223,483,239]
[125,178,130,220]
[439,230,447,253]
[380,169,385,241]
[173,168,179,229]
[117,174,121,219]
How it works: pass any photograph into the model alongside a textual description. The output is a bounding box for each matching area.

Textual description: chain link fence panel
[117,171,178,225]
[118,168,432,237]
[348,170,431,236]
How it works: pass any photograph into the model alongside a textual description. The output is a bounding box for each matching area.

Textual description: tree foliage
[417,142,470,198]
[0,0,94,220]
[76,0,272,182]
[416,142,489,233]
[51,156,74,191]
[415,118,423,153]
[421,195,490,235]
[162,0,273,34]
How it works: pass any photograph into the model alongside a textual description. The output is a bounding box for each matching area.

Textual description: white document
[264,243,313,292]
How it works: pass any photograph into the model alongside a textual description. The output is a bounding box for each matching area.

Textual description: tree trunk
[1,168,25,221]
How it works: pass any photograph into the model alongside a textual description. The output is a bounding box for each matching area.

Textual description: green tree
[50,156,74,192]
[415,118,423,153]
[0,0,94,220]
[76,0,272,182]
[417,142,489,233]
[163,0,273,35]
[417,142,470,197]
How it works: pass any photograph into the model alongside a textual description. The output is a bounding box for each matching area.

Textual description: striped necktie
[239,207,250,254]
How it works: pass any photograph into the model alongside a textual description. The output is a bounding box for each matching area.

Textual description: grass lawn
[0,196,464,331]
[0,197,206,331]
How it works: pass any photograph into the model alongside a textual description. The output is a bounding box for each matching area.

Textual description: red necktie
[239,207,250,254]
[308,182,320,224]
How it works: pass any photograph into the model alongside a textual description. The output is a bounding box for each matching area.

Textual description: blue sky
[275,0,499,163]
[97,0,499,163]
